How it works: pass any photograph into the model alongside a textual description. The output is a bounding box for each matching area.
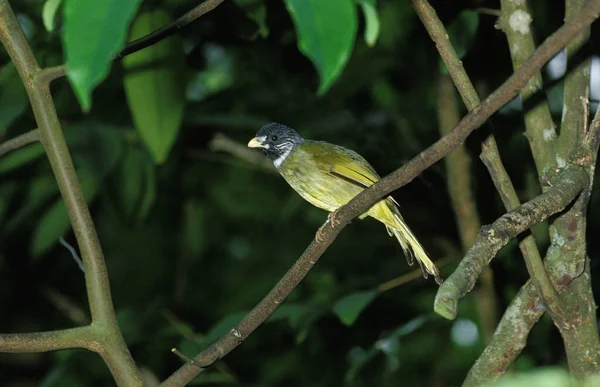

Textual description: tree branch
[209,133,276,173]
[0,327,98,353]
[436,74,498,341]
[412,0,554,340]
[116,0,226,59]
[0,2,141,385]
[434,164,589,320]
[463,281,544,386]
[500,0,557,177]
[0,129,40,157]
[159,3,600,384]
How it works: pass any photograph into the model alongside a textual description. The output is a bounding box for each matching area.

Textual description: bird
[247,122,442,285]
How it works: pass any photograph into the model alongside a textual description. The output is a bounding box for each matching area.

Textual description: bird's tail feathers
[381,204,442,285]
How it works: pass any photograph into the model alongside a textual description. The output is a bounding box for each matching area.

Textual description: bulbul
[248,123,441,284]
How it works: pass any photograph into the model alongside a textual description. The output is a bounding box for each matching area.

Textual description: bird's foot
[315,220,328,243]
[328,210,341,228]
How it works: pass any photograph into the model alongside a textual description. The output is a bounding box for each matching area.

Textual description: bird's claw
[328,211,340,228]
[316,221,327,243]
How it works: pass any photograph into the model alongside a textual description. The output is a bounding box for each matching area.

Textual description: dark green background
[1,0,599,385]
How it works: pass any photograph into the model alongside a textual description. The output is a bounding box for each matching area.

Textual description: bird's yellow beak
[248,137,264,148]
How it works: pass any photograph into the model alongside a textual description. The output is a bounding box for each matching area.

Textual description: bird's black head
[248,123,304,167]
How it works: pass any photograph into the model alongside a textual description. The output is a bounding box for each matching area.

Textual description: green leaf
[284,0,357,95]
[31,169,99,256]
[233,0,269,37]
[43,0,63,32]
[123,10,186,164]
[333,289,378,326]
[440,10,479,73]
[110,147,156,222]
[0,64,29,134]
[356,0,379,47]
[62,0,143,111]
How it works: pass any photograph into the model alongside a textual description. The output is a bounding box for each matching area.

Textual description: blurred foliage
[0,0,599,386]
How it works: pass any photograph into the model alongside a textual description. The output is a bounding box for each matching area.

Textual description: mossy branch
[434,164,589,320]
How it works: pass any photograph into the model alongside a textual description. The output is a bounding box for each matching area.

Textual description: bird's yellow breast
[277,142,367,212]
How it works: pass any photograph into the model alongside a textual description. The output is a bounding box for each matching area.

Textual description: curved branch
[0,129,40,157]
[434,164,589,320]
[160,3,600,384]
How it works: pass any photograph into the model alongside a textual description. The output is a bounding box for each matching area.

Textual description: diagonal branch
[434,164,589,320]
[115,0,226,59]
[159,3,600,384]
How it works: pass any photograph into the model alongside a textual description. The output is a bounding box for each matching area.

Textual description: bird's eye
[271,135,278,141]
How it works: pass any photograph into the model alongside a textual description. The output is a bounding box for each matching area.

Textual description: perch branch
[160,3,600,384]
[0,129,40,157]
[434,164,589,320]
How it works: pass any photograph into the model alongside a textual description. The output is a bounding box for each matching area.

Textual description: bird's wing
[309,142,381,188]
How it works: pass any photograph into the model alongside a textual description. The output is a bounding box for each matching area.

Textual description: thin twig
[209,133,276,173]
[0,129,40,157]
[159,3,600,384]
[36,0,227,82]
[434,164,589,320]
[35,65,67,85]
[116,0,226,59]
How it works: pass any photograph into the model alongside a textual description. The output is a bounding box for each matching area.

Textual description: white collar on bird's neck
[273,143,294,168]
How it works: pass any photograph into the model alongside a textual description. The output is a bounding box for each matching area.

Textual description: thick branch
[480,145,561,314]
[0,129,40,157]
[0,2,141,385]
[463,281,544,387]
[435,164,589,320]
[500,0,557,177]
[160,4,600,384]
[559,0,591,155]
